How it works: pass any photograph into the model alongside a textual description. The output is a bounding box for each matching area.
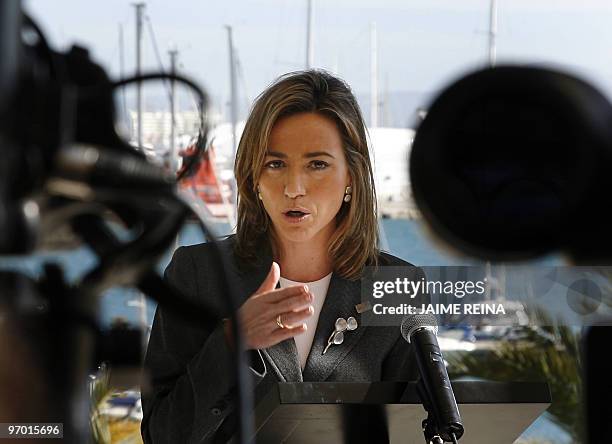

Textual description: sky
[24,0,612,122]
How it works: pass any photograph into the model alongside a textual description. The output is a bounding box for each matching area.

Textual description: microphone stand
[416,378,459,444]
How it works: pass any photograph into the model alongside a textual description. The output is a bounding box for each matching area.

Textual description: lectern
[231,381,550,443]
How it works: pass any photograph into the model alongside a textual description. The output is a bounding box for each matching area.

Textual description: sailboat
[178,141,235,222]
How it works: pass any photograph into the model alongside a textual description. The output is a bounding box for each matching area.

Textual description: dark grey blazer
[141,235,419,443]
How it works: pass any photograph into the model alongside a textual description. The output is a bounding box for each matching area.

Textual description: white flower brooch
[323,316,358,355]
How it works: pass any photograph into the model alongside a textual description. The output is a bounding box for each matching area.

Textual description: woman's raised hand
[224,262,314,350]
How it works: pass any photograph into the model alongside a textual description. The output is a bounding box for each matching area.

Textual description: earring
[343,185,352,203]
[257,186,263,201]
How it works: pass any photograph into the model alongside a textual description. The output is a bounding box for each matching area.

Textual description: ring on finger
[276,314,286,329]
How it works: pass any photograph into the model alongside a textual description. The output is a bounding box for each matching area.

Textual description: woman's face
[258,112,351,246]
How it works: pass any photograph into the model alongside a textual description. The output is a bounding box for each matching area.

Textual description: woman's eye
[310,160,329,170]
[265,160,284,169]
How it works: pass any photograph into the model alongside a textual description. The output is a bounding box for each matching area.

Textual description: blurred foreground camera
[0,5,221,442]
[411,66,612,263]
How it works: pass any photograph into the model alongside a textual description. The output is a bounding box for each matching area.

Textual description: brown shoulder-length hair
[234,70,379,280]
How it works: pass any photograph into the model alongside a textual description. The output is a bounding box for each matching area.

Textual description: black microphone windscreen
[400,313,438,343]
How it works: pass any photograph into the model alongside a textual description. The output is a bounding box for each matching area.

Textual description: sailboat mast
[488,0,498,67]
[306,0,314,68]
[133,2,145,152]
[169,48,178,172]
[370,22,378,128]
[133,2,148,350]
[118,23,128,120]
[225,25,239,165]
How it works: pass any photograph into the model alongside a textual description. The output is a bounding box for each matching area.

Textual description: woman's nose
[284,172,306,199]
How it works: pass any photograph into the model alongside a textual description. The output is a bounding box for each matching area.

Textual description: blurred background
[3,0,612,442]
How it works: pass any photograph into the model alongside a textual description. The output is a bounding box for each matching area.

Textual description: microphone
[401,313,464,443]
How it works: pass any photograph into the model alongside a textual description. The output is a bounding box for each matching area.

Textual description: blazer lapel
[263,338,303,382]
[231,237,302,382]
[302,273,367,381]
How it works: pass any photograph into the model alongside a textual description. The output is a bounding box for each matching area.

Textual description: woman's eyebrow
[265,150,335,159]
[304,151,335,159]
[265,150,287,158]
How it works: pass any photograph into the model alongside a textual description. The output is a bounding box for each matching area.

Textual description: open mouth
[285,210,308,218]
[283,209,311,222]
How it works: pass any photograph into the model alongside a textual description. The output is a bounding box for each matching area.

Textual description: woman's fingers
[273,290,313,314]
[261,284,309,303]
[277,306,314,328]
[269,323,307,343]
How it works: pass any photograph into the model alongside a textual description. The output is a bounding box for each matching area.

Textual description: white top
[279,272,333,370]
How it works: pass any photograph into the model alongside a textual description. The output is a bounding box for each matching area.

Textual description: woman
[141,70,419,443]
